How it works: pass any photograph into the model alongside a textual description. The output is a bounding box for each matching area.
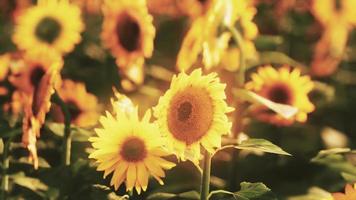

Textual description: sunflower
[333,183,356,200]
[154,69,234,162]
[220,0,258,72]
[245,65,314,126]
[176,0,257,71]
[312,0,356,27]
[51,79,99,127]
[311,21,349,76]
[9,50,63,168]
[89,99,175,193]
[101,0,155,68]
[176,0,233,71]
[13,0,84,55]
[311,0,356,76]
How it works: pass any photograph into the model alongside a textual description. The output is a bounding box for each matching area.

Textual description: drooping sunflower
[176,0,233,71]
[101,0,155,68]
[176,0,256,72]
[245,65,314,126]
[89,99,175,193]
[311,0,356,76]
[51,79,99,127]
[333,183,356,200]
[220,0,258,72]
[13,0,84,55]
[9,50,63,168]
[154,69,234,162]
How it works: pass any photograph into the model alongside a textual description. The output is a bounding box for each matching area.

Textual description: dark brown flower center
[35,17,62,44]
[167,87,214,145]
[120,137,147,162]
[267,83,293,105]
[177,102,193,121]
[116,13,141,52]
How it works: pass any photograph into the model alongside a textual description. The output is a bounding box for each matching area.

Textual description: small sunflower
[52,79,99,127]
[246,65,314,126]
[154,69,233,162]
[333,183,356,200]
[13,0,84,55]
[89,99,175,193]
[101,0,155,68]
[9,50,63,168]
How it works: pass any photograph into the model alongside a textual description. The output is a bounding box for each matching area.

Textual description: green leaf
[215,138,291,156]
[147,191,199,200]
[178,191,200,199]
[46,122,93,142]
[234,182,277,200]
[147,192,177,200]
[234,89,298,119]
[209,182,277,200]
[288,187,333,200]
[10,172,48,197]
[0,128,22,139]
[311,148,356,177]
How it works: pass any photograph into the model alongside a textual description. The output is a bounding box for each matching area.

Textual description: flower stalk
[52,92,72,166]
[200,150,212,200]
[226,25,247,190]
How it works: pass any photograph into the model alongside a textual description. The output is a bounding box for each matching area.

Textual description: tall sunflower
[13,0,84,55]
[89,99,175,193]
[52,79,99,127]
[101,0,155,68]
[9,50,63,168]
[154,69,233,162]
[245,65,314,126]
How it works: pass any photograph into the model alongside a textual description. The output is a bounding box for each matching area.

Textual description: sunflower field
[1,0,356,199]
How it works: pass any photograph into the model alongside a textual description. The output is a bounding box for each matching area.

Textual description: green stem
[226,25,246,88]
[226,25,247,190]
[200,150,212,200]
[1,138,12,200]
[52,92,71,166]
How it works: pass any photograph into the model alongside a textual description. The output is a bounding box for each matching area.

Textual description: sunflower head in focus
[154,69,234,162]
[89,99,175,193]
[52,79,99,127]
[9,50,63,169]
[333,183,356,200]
[246,65,314,126]
[13,0,84,55]
[101,0,155,68]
